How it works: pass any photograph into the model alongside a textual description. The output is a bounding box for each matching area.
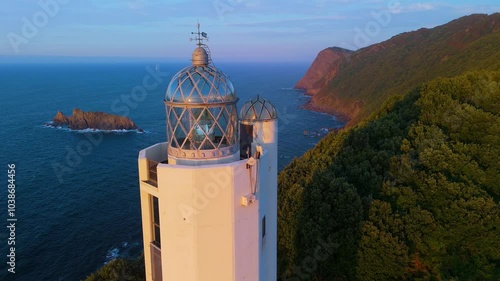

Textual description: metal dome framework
[239,95,278,121]
[165,65,239,159]
[166,65,236,104]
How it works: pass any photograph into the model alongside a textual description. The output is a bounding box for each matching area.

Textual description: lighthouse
[138,25,278,281]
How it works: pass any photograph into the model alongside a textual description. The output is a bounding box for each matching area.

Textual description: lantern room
[165,45,239,163]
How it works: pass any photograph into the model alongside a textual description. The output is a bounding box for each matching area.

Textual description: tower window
[240,124,253,159]
[152,196,161,248]
[262,216,266,238]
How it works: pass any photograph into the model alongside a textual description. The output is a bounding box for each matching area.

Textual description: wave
[280,87,302,91]
[105,248,120,262]
[313,111,339,120]
[104,241,142,264]
[42,123,146,134]
[74,128,144,134]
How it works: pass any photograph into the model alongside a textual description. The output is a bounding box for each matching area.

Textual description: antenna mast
[191,22,209,46]
[190,22,214,66]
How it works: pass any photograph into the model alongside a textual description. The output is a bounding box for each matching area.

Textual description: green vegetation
[84,256,145,281]
[278,70,500,280]
[87,71,498,280]
[312,13,500,126]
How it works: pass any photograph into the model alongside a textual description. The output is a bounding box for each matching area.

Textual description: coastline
[296,88,350,125]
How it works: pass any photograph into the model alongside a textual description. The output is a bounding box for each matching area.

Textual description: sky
[0,0,498,62]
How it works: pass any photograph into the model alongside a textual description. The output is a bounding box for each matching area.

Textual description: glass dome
[239,95,278,121]
[165,50,239,160]
[166,65,236,104]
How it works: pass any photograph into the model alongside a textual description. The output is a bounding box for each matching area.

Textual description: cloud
[227,15,348,27]
[404,3,435,12]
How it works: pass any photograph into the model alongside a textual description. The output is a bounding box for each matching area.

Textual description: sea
[0,61,343,281]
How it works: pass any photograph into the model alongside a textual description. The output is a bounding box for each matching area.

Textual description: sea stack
[50,108,142,132]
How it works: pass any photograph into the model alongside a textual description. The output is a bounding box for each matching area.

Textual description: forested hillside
[279,70,500,280]
[299,13,500,126]
[84,256,145,281]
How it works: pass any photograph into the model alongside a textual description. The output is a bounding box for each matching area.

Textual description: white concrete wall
[138,144,167,281]
[138,187,153,281]
[253,120,278,281]
[140,142,169,163]
[139,117,277,281]
[233,162,259,280]
[155,159,259,281]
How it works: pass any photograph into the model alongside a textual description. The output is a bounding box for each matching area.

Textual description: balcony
[139,142,169,189]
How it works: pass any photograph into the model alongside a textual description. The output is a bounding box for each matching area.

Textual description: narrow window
[152,196,161,247]
[262,216,266,238]
[240,124,253,159]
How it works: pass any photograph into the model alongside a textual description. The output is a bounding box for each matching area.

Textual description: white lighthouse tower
[138,25,278,281]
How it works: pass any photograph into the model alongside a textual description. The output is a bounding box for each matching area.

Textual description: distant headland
[295,13,500,127]
[47,108,143,132]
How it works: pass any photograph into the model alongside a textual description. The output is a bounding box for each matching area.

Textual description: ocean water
[0,61,343,280]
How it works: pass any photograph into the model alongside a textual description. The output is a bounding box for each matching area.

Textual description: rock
[50,108,142,131]
[53,111,69,125]
[295,47,353,95]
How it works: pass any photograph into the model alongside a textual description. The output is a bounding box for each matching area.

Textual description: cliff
[51,108,142,131]
[295,47,353,96]
[296,13,500,126]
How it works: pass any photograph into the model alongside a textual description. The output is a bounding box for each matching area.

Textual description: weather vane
[190,22,209,46]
